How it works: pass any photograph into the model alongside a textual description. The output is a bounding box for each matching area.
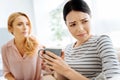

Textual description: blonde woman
[1,12,42,80]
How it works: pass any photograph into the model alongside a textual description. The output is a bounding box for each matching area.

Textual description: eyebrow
[68,18,88,24]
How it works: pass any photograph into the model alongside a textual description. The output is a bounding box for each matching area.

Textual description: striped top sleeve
[97,35,120,79]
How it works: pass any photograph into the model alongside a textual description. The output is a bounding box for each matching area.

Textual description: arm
[58,68,89,80]
[54,69,89,80]
[1,45,15,80]
[97,35,120,79]
[42,51,89,80]
[54,72,68,80]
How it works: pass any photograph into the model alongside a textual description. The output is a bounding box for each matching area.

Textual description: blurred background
[0,0,120,77]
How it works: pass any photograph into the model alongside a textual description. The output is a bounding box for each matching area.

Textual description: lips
[22,32,28,35]
[77,33,86,37]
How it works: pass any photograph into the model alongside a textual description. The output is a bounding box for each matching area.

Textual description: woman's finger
[43,53,56,62]
[44,59,54,69]
[61,51,64,59]
[45,51,61,59]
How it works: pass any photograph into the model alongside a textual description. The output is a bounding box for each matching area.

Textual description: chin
[23,36,28,38]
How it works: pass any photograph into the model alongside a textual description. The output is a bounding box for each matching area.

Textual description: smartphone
[38,48,62,59]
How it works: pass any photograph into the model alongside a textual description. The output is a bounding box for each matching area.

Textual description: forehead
[66,11,90,22]
[14,16,28,22]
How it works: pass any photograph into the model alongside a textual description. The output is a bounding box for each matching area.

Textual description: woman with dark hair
[41,0,120,80]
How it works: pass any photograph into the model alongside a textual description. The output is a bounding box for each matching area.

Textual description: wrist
[64,68,89,80]
[64,67,74,78]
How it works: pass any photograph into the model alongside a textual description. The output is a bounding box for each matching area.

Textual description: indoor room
[0,0,120,80]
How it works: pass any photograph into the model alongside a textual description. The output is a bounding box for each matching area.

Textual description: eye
[26,23,29,26]
[82,20,88,24]
[69,23,76,27]
[17,22,23,26]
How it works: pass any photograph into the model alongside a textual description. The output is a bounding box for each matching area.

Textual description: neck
[74,35,92,47]
[14,38,26,57]
[14,37,25,45]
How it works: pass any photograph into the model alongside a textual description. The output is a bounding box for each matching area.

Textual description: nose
[23,24,27,30]
[77,24,84,32]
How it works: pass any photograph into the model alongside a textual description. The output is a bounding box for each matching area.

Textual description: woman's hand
[42,51,89,80]
[42,51,71,75]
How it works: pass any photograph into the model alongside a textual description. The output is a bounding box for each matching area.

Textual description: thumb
[61,51,64,59]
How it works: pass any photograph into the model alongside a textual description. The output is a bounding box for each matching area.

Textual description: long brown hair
[8,12,39,55]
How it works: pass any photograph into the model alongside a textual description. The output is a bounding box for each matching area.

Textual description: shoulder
[94,35,112,43]
[93,35,114,50]
[91,35,110,41]
[64,43,73,51]
[1,39,14,51]
[98,35,111,40]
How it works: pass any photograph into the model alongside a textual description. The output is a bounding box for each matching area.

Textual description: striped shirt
[64,35,120,80]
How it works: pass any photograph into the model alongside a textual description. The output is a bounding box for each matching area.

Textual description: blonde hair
[8,12,39,55]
